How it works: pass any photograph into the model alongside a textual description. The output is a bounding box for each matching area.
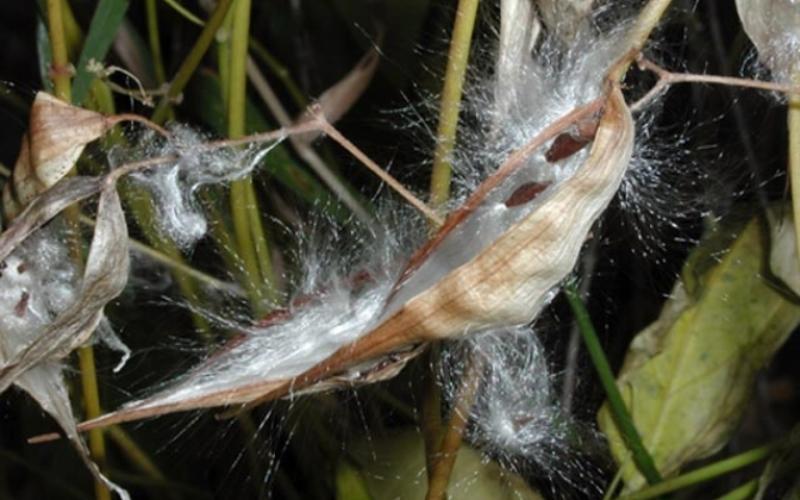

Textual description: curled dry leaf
[597,211,800,491]
[7,92,110,208]
[0,183,131,499]
[0,176,103,264]
[71,83,633,429]
[0,183,129,393]
[294,47,380,144]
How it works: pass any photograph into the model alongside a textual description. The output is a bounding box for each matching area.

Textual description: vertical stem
[788,92,800,264]
[564,284,662,485]
[47,0,71,102]
[227,0,276,310]
[151,0,234,124]
[145,0,167,85]
[423,0,480,483]
[77,346,110,500]
[429,0,480,207]
[425,355,484,500]
[47,2,108,499]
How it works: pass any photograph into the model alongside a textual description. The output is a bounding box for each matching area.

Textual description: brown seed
[504,182,551,207]
[14,291,30,317]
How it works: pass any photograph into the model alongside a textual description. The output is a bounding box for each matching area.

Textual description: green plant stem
[789,86,800,265]
[564,283,662,485]
[620,443,775,500]
[161,0,204,26]
[47,0,72,101]
[105,427,166,484]
[151,0,234,123]
[429,0,480,208]
[248,38,307,108]
[714,479,760,500]
[77,346,111,500]
[145,0,168,86]
[226,0,276,310]
[47,3,109,499]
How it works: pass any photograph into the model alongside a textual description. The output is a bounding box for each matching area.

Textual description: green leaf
[598,210,800,491]
[72,0,131,105]
[335,461,373,500]
[337,429,544,500]
[186,72,351,221]
[36,17,54,93]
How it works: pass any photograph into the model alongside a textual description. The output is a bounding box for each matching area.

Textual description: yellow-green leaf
[598,211,800,491]
[337,429,543,500]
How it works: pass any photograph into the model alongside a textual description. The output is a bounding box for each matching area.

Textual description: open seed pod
[67,82,634,430]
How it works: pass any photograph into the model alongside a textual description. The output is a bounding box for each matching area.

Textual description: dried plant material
[494,0,541,130]
[0,184,129,393]
[13,364,130,499]
[68,83,633,429]
[598,212,800,490]
[5,92,167,213]
[0,176,102,263]
[537,0,594,40]
[735,0,800,81]
[27,93,110,186]
[296,48,380,144]
[336,429,544,500]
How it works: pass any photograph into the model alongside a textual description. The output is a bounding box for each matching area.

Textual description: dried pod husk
[7,93,110,209]
[27,92,110,187]
[735,0,800,81]
[2,182,20,223]
[72,84,634,429]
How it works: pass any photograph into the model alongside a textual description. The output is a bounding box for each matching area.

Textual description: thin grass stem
[620,442,775,500]
[564,283,662,485]
[429,0,480,208]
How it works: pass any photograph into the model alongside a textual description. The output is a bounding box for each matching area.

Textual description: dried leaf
[295,48,380,144]
[0,176,102,263]
[27,92,110,187]
[597,211,800,490]
[0,184,129,393]
[13,364,130,500]
[74,85,633,428]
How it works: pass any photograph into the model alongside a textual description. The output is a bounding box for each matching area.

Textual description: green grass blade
[71,0,130,105]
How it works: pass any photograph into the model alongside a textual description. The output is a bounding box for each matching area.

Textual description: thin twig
[245,56,374,225]
[632,56,800,112]
[314,114,444,226]
[429,0,480,208]
[564,283,662,485]
[425,353,484,500]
